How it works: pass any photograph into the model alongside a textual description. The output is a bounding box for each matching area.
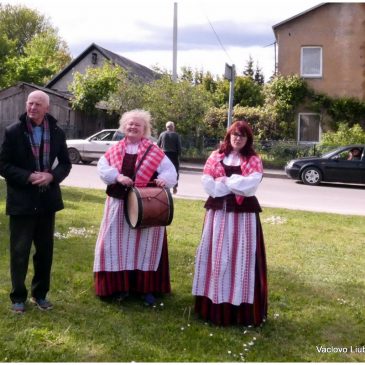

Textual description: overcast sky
[4,0,332,80]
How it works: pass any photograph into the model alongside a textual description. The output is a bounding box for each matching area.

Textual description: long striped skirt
[193,210,267,326]
[94,232,171,297]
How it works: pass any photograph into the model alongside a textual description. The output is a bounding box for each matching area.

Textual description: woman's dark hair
[219,120,257,157]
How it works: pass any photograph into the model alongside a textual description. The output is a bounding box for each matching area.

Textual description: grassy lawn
[0,181,364,362]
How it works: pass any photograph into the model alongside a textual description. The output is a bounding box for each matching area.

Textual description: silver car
[66,129,123,164]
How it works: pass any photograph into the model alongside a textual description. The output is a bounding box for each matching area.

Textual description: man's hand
[28,171,54,186]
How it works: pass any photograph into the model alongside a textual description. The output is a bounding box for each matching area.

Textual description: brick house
[273,3,365,143]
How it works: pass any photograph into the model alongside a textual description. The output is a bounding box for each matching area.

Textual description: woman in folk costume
[192,120,267,326]
[94,109,177,306]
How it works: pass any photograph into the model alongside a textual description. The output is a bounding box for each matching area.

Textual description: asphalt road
[61,164,365,216]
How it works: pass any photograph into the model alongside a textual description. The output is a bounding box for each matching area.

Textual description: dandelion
[227,350,231,354]
[248,341,254,346]
[209,333,213,337]
[274,313,280,318]
[181,327,185,331]
[160,302,164,307]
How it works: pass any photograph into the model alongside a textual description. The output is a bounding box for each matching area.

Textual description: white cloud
[4,0,323,80]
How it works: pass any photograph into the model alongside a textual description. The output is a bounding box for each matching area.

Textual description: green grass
[0,181,364,362]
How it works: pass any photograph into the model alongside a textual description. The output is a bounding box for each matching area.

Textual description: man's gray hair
[166,121,175,129]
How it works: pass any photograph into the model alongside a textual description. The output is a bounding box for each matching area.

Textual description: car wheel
[301,167,322,185]
[68,148,81,164]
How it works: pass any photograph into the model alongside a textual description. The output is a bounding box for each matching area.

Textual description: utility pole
[224,63,235,128]
[172,2,178,82]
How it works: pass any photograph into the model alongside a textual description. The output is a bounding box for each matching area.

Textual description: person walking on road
[0,90,72,314]
[157,121,182,194]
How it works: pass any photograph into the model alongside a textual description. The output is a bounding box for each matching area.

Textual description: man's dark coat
[0,113,72,215]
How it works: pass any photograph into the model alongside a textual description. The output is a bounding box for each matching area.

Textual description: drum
[125,186,174,229]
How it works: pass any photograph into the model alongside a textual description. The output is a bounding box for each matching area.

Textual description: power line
[205,15,234,65]
[196,0,235,65]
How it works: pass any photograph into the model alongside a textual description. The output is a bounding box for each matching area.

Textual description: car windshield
[90,131,115,141]
[322,147,363,160]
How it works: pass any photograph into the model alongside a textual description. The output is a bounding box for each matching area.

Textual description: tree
[0,4,52,55]
[242,55,254,79]
[107,75,145,115]
[0,4,71,87]
[142,73,213,145]
[69,62,126,114]
[254,63,265,85]
[234,76,264,107]
[6,31,71,86]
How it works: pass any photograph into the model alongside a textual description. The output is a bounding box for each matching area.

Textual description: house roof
[272,3,326,33]
[0,82,71,100]
[46,43,159,88]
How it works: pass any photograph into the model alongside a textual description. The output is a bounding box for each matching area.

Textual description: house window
[301,47,322,78]
[298,113,321,143]
[91,52,98,65]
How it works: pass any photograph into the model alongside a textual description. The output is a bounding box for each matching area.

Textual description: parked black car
[285,145,365,185]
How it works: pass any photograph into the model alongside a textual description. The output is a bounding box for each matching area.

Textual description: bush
[319,123,365,147]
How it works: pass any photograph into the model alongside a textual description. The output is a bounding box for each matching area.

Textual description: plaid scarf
[26,115,50,172]
[105,138,164,187]
[203,150,263,204]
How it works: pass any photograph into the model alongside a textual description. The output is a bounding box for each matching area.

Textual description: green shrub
[319,123,365,147]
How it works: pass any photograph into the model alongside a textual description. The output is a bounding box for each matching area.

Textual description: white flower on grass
[227,350,231,354]
[263,216,287,225]
[209,333,213,337]
[54,226,95,239]
[181,327,185,331]
[160,302,164,307]
[274,313,280,319]
[248,341,254,346]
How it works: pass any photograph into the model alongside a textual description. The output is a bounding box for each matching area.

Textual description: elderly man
[157,121,182,194]
[0,90,71,313]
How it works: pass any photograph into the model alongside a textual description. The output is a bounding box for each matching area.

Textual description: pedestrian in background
[157,121,182,194]
[0,90,72,313]
[192,120,267,326]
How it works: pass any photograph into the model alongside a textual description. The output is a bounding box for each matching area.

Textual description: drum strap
[132,144,153,182]
[106,144,155,199]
